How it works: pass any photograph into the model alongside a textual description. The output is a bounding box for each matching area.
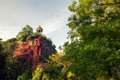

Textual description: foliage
[32,32,43,38]
[0,40,7,79]
[1,0,120,79]
[0,25,57,80]
[16,25,33,42]
[46,53,63,79]
[17,69,32,80]
[0,40,31,80]
[31,65,44,80]
[42,53,75,80]
[0,40,18,80]
[1,40,16,55]
[62,0,120,79]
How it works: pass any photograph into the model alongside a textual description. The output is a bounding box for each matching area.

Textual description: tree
[0,40,31,80]
[0,39,7,80]
[16,25,33,42]
[62,0,120,79]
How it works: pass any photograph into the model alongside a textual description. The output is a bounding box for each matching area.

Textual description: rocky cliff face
[40,37,56,62]
[13,35,57,69]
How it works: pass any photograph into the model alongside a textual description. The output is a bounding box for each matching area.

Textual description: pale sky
[0,0,72,50]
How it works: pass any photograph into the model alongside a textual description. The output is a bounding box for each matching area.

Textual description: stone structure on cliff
[13,26,56,69]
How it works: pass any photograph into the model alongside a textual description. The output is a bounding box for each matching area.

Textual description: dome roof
[36,25,43,32]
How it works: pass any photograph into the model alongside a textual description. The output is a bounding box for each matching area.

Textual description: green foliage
[32,32,41,38]
[0,40,7,79]
[44,53,75,80]
[0,40,18,80]
[16,25,33,42]
[0,25,57,80]
[62,0,120,79]
[46,54,63,79]
[0,40,32,80]
[32,65,44,80]
[0,0,120,79]
[17,69,32,80]
[31,64,51,80]
[1,40,16,55]
[5,54,32,80]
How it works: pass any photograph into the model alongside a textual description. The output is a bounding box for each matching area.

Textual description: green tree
[1,40,16,55]
[0,39,7,79]
[16,25,33,42]
[62,0,120,79]
[1,40,30,80]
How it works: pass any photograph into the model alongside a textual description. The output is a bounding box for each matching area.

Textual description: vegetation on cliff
[0,0,120,80]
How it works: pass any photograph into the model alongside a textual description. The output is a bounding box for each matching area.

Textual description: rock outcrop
[13,26,57,69]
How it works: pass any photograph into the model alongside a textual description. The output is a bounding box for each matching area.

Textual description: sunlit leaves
[32,65,43,80]
[67,71,74,79]
[63,0,120,79]
[68,1,77,12]
[101,0,114,4]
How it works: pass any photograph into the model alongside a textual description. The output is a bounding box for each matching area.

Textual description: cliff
[13,36,57,69]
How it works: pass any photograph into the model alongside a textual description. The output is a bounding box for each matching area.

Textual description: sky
[0,0,73,50]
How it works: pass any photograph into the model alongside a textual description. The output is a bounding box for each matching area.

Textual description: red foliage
[13,37,43,69]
